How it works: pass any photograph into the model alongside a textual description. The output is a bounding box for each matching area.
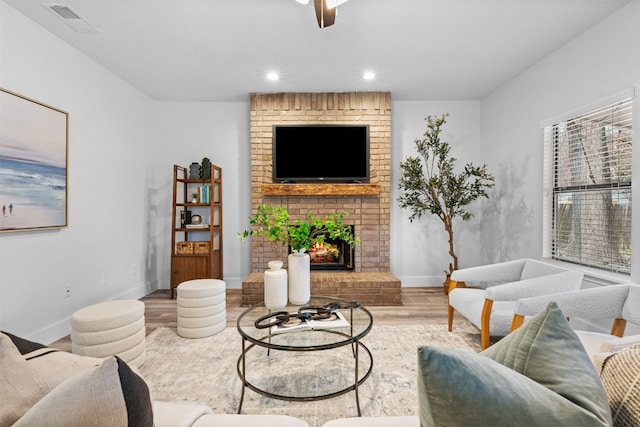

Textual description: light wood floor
[51,287,461,351]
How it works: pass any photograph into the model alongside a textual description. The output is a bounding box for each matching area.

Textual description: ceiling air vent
[43,3,101,33]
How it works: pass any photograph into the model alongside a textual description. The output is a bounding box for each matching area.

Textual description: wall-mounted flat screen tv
[272,124,370,182]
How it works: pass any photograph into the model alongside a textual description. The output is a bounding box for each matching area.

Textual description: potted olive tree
[398,114,495,292]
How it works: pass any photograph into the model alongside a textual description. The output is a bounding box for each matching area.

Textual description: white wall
[0,3,156,344]
[480,0,640,283]
[152,102,250,290]
[390,101,484,286]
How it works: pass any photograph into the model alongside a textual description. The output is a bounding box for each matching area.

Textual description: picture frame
[0,88,69,232]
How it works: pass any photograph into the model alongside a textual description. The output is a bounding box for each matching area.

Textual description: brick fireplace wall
[249,92,392,274]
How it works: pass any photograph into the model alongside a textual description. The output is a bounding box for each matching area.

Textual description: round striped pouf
[71,299,146,367]
[177,279,226,339]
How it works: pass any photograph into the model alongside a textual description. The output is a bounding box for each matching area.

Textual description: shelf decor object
[263,260,288,309]
[189,162,201,179]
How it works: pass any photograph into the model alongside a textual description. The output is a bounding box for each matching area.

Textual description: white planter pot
[264,260,288,310]
[288,249,310,305]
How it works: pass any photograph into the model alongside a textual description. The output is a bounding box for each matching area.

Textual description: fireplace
[290,225,355,271]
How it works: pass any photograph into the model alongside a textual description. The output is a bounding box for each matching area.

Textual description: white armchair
[447,258,584,349]
[512,283,640,367]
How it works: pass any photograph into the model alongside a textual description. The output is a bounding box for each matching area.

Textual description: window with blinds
[543,98,632,274]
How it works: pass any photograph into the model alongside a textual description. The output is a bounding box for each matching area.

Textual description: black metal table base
[236,333,373,416]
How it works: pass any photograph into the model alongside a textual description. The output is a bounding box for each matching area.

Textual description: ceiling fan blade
[314,0,336,28]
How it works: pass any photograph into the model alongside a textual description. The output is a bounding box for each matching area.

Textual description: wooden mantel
[261,183,381,196]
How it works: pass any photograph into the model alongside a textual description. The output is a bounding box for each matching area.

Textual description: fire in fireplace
[290,226,355,270]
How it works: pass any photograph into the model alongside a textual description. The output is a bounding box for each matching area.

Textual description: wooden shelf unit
[169,164,223,299]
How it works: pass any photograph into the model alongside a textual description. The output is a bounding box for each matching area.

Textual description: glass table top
[236,296,373,350]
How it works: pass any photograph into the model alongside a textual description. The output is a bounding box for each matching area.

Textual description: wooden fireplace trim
[262,183,380,196]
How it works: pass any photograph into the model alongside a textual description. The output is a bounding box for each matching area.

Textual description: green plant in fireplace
[238,204,359,252]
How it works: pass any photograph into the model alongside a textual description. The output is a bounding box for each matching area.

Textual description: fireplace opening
[290,225,355,271]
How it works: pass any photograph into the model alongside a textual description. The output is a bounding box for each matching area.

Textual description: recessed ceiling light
[267,72,280,81]
[363,71,375,80]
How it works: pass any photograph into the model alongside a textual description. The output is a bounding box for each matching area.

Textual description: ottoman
[71,299,146,367]
[177,279,226,338]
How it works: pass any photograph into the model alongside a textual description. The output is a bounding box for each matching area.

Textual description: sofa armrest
[599,334,640,353]
[153,401,213,427]
[321,416,420,427]
[192,414,310,427]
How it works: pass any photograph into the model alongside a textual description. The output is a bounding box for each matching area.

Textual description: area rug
[139,323,481,427]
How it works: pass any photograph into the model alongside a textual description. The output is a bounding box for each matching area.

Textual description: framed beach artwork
[0,88,68,232]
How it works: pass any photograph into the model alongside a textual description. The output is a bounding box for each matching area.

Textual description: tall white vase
[264,260,288,310]
[288,249,310,305]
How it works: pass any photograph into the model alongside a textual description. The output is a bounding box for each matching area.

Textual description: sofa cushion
[320,416,419,427]
[0,333,51,426]
[599,343,640,427]
[1,331,109,426]
[1,330,48,354]
[153,401,213,427]
[14,356,153,427]
[417,302,612,427]
[3,331,104,383]
[192,414,311,427]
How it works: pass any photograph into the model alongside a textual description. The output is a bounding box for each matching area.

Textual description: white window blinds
[543,97,632,274]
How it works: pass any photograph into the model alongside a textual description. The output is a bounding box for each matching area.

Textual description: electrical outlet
[64,284,71,298]
[101,273,108,286]
[130,264,137,278]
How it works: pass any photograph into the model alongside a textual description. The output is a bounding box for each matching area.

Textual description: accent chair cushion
[417,302,612,427]
[599,343,640,427]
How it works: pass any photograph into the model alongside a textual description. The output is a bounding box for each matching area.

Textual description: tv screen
[272,124,370,182]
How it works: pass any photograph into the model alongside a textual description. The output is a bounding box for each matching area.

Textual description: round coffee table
[236,296,373,416]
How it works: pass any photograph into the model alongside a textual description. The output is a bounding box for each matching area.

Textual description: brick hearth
[242,272,401,306]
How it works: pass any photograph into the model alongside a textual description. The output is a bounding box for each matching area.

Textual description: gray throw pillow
[417,302,612,427]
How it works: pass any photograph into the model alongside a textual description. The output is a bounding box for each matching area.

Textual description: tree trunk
[442,216,458,293]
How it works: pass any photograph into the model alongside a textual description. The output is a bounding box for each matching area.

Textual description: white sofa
[154,401,308,427]
[0,331,309,427]
[321,416,419,426]
[5,321,637,427]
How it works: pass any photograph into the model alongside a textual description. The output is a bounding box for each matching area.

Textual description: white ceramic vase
[288,249,310,305]
[264,260,288,310]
